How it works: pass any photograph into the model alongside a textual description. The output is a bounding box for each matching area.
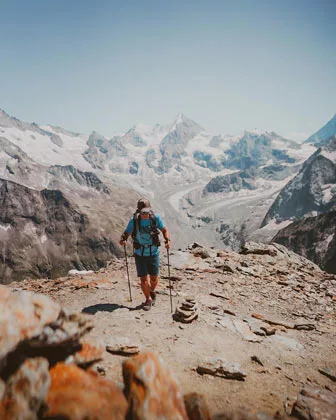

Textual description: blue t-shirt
[126,213,165,256]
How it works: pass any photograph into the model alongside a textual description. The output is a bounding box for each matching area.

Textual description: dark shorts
[135,254,160,277]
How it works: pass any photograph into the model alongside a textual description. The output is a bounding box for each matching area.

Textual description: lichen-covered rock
[0,357,50,420]
[123,351,188,420]
[0,286,60,377]
[66,340,104,368]
[0,286,93,380]
[44,362,127,420]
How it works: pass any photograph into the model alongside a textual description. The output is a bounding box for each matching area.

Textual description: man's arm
[119,217,134,246]
[119,231,130,246]
[160,227,171,249]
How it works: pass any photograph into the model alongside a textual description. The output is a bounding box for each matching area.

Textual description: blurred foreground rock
[123,352,188,420]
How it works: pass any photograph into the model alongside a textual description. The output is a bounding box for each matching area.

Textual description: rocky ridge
[273,210,336,274]
[2,242,335,418]
[262,136,336,227]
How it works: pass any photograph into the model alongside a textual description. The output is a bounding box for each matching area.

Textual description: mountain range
[0,108,335,280]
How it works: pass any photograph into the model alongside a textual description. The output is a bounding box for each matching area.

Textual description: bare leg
[149,275,159,291]
[140,275,151,299]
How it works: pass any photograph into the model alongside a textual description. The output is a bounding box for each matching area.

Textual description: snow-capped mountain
[0,109,91,170]
[261,135,336,228]
[305,113,336,145]
[1,106,331,280]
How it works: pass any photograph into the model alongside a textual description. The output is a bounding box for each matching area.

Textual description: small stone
[197,358,246,381]
[318,367,336,382]
[184,393,211,420]
[223,309,236,316]
[251,356,264,366]
[294,323,316,331]
[260,326,276,336]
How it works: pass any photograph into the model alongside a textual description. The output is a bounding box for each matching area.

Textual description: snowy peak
[0,108,29,130]
[262,137,336,227]
[305,113,336,145]
[170,112,204,132]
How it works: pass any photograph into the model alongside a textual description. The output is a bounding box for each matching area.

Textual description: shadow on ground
[82,303,143,314]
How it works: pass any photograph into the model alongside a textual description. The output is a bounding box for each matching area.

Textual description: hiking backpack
[131,210,161,250]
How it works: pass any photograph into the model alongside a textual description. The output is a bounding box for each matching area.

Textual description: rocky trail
[1,242,336,419]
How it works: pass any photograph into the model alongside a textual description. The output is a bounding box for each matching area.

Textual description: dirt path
[11,245,336,417]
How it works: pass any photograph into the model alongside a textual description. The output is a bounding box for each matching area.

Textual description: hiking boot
[143,299,153,311]
[150,290,156,306]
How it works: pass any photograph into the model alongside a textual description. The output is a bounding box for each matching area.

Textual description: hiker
[119,198,170,311]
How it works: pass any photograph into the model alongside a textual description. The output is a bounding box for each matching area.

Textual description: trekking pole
[124,246,132,302]
[167,248,173,313]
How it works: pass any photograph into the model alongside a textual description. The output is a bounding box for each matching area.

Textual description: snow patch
[321,150,336,162]
[260,219,292,232]
[68,269,94,276]
[321,184,335,204]
[0,224,11,231]
[324,233,334,248]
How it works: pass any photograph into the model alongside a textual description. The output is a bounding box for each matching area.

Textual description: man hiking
[119,198,170,311]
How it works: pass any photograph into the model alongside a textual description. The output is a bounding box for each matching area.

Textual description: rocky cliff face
[204,172,256,194]
[0,178,126,283]
[47,165,110,193]
[83,131,128,170]
[262,137,336,227]
[273,210,336,274]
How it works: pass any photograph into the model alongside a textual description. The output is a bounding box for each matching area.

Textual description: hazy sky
[1,0,335,140]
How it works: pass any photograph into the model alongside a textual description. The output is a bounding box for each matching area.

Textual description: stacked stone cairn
[173,296,199,323]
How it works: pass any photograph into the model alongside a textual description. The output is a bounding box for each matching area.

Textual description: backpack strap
[131,212,140,241]
[149,210,156,227]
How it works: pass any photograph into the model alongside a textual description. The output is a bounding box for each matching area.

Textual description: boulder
[123,351,188,420]
[240,242,277,256]
[0,285,60,379]
[45,363,127,419]
[0,357,50,420]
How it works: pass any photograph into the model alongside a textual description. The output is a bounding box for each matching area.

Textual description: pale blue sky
[0,0,335,140]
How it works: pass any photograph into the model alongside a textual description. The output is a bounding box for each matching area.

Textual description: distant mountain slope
[0,106,331,281]
[0,109,90,169]
[0,178,136,283]
[305,114,336,145]
[273,210,336,274]
[224,131,299,170]
[261,136,336,227]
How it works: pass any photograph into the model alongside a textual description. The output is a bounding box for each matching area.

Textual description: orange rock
[123,351,188,420]
[0,285,60,370]
[71,340,104,368]
[184,393,211,420]
[0,357,50,420]
[44,363,127,420]
[251,313,264,320]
